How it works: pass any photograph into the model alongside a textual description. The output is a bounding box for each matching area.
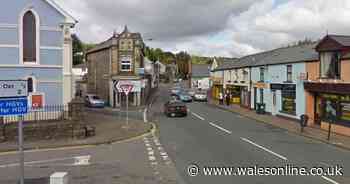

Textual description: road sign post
[0,80,28,184]
[114,81,134,128]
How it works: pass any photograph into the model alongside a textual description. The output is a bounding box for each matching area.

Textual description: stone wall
[0,121,76,141]
[87,48,111,102]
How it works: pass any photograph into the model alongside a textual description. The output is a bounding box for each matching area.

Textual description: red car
[164,100,188,117]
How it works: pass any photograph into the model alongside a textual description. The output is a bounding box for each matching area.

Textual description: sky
[55,0,350,57]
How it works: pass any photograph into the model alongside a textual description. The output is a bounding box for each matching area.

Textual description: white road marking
[149,156,156,161]
[148,151,154,155]
[321,176,339,184]
[151,162,158,165]
[0,155,91,168]
[157,147,163,151]
[240,137,288,161]
[162,155,168,160]
[209,122,232,134]
[191,112,205,120]
[74,155,91,166]
[145,143,151,147]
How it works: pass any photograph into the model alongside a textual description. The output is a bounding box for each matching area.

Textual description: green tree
[72,34,84,65]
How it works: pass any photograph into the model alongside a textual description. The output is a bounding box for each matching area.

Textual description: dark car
[164,100,188,117]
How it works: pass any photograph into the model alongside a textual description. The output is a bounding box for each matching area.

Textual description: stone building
[86,26,150,107]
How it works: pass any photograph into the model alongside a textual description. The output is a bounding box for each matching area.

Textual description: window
[23,11,37,63]
[287,65,292,82]
[320,52,341,79]
[243,70,248,81]
[318,94,350,126]
[120,56,132,71]
[235,70,238,80]
[27,77,34,93]
[281,86,296,115]
[260,67,265,82]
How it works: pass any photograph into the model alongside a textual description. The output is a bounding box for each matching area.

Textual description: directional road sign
[0,80,27,98]
[0,98,28,116]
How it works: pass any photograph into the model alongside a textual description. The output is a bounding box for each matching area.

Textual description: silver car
[194,91,208,102]
[85,94,105,108]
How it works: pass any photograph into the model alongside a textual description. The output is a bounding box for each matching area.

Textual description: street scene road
[149,83,350,184]
[2,1,350,184]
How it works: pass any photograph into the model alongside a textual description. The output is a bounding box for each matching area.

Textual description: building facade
[86,26,153,108]
[191,64,210,90]
[250,45,317,120]
[0,0,76,106]
[304,35,350,136]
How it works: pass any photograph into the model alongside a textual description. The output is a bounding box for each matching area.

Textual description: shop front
[305,82,350,136]
[270,84,297,116]
[226,85,241,104]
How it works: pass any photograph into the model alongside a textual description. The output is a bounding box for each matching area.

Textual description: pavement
[208,98,350,151]
[0,87,180,184]
[0,110,152,153]
[0,134,176,184]
[150,82,350,184]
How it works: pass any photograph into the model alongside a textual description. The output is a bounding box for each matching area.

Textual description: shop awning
[304,82,350,94]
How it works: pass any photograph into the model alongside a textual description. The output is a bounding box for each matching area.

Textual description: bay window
[320,52,341,79]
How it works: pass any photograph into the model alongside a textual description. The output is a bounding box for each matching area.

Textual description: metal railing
[1,105,69,124]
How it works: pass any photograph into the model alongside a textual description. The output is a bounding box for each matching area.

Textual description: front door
[272,91,277,115]
[254,87,257,110]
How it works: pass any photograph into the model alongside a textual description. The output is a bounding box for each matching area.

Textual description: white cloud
[55,0,350,57]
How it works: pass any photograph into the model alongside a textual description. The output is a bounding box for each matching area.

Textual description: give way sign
[114,81,134,95]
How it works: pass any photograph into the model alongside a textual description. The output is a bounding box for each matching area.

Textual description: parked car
[164,100,188,117]
[178,92,193,102]
[171,87,182,96]
[187,89,196,97]
[194,91,208,102]
[85,94,105,108]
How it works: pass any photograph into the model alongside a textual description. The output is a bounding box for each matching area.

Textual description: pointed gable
[44,0,77,24]
[316,35,350,52]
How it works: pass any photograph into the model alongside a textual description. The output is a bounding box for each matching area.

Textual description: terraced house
[0,0,76,106]
[304,35,350,136]
[250,44,318,120]
[211,34,350,137]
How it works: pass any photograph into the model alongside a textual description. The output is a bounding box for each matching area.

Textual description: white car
[194,92,208,102]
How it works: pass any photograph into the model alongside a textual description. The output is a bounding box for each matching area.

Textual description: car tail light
[181,106,187,111]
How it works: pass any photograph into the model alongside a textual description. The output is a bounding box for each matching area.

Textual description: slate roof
[192,64,210,77]
[212,58,239,71]
[251,43,318,67]
[328,35,350,47]
[213,44,318,71]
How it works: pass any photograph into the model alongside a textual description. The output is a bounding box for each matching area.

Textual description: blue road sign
[0,98,28,116]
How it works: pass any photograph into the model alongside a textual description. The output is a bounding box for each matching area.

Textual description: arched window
[23,11,36,63]
[27,77,34,93]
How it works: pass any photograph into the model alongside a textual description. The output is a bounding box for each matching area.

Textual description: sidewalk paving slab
[208,98,350,151]
[0,111,154,153]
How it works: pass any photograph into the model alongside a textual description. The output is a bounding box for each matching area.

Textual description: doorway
[271,91,277,115]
